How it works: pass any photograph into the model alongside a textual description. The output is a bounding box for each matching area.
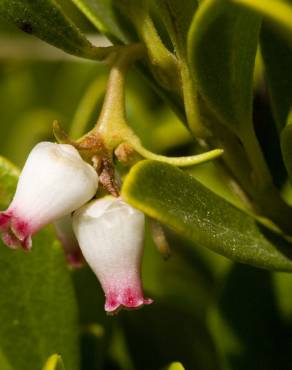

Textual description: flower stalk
[80,43,223,170]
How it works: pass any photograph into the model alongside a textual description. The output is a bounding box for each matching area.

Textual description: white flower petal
[73,196,153,314]
[0,141,98,249]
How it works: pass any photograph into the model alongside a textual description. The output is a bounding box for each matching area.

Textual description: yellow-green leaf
[71,0,128,42]
[187,0,261,135]
[122,160,292,271]
[233,0,292,41]
[0,0,110,60]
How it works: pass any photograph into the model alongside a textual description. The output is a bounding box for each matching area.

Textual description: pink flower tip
[105,287,153,315]
[0,211,32,250]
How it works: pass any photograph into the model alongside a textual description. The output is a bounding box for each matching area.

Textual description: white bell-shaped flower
[72,196,153,314]
[54,214,84,267]
[0,142,98,250]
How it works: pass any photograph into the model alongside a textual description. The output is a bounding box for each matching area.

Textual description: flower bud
[72,197,153,314]
[54,215,84,268]
[0,142,98,250]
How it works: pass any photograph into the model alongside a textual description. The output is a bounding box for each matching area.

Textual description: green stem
[92,50,134,148]
[123,2,181,91]
[91,44,223,168]
[127,136,223,167]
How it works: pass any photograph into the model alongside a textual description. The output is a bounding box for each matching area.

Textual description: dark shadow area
[219,263,292,370]
[121,303,220,370]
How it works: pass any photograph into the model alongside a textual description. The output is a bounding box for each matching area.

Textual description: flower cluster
[0,142,152,314]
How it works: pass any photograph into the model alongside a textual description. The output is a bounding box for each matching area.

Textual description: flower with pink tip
[54,215,84,268]
[0,142,98,250]
[72,196,153,314]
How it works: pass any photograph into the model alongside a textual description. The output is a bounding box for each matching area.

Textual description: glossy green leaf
[0,0,110,60]
[187,0,261,134]
[43,354,65,370]
[233,0,292,41]
[0,157,79,370]
[122,160,292,271]
[70,0,128,42]
[260,26,292,131]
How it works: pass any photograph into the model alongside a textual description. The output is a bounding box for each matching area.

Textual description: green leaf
[0,0,110,60]
[235,0,292,132]
[70,0,128,42]
[232,0,292,40]
[42,354,65,370]
[187,0,261,134]
[0,157,79,370]
[122,160,292,271]
[260,24,292,131]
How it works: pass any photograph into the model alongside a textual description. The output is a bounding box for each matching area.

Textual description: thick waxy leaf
[122,160,292,271]
[71,0,128,42]
[0,0,109,59]
[187,0,261,134]
[0,157,79,370]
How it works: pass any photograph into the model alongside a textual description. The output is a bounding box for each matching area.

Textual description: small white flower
[54,215,84,267]
[0,142,98,250]
[72,196,153,314]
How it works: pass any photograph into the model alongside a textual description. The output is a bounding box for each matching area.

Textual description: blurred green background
[1,4,292,370]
